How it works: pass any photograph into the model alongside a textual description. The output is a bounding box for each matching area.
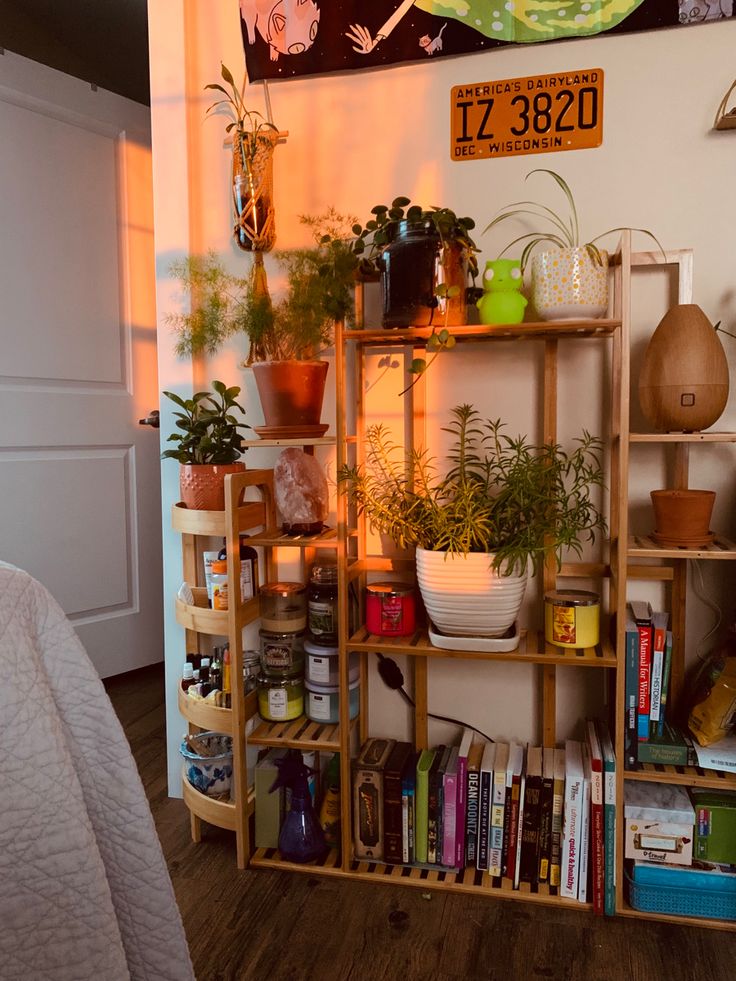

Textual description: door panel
[0,52,161,678]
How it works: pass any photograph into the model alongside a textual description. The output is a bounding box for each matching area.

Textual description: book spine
[550,779,564,888]
[578,777,591,904]
[477,769,491,871]
[658,631,673,737]
[489,782,505,878]
[637,624,653,742]
[603,764,616,916]
[465,766,480,867]
[442,772,458,867]
[455,754,468,869]
[625,624,639,768]
[648,647,664,734]
[415,759,431,865]
[427,771,441,864]
[401,768,415,865]
[513,774,526,889]
[537,777,553,884]
[506,775,521,883]
[383,769,404,864]
[519,777,541,884]
[501,780,513,877]
[561,778,582,899]
[590,770,604,914]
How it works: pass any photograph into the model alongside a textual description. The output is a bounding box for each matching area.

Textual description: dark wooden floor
[105,664,736,981]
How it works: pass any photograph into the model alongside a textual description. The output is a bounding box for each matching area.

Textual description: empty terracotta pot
[650,489,716,548]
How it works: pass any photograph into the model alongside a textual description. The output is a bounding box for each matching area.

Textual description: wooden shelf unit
[612,240,736,930]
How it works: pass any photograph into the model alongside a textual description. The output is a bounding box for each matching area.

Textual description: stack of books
[624,601,674,769]
[352,720,618,912]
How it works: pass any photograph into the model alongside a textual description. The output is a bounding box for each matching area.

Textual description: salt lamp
[638,304,729,432]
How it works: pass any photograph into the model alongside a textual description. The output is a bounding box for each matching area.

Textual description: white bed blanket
[0,562,195,981]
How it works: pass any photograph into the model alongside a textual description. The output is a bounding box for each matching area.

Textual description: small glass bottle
[307,564,338,646]
[181,663,195,691]
[199,657,210,683]
[210,648,223,691]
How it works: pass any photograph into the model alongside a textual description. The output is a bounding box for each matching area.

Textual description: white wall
[150,1,736,793]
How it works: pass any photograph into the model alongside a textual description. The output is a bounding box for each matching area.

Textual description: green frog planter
[476,259,527,325]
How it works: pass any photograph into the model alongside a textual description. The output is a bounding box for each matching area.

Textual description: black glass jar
[307,563,338,646]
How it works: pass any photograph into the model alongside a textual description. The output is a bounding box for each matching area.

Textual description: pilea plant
[339,403,606,576]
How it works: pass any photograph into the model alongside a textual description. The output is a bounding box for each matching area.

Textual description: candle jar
[257,674,304,721]
[544,590,600,649]
[365,582,416,637]
[307,563,339,645]
[259,582,307,632]
[259,628,305,677]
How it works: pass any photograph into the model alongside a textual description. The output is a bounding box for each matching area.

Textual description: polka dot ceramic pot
[531,246,609,321]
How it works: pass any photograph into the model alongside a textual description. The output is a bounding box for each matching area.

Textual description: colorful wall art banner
[240,1,734,81]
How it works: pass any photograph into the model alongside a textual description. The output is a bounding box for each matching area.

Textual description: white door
[0,52,162,678]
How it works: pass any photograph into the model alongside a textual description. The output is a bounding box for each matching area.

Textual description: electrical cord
[691,558,723,661]
[375,652,496,743]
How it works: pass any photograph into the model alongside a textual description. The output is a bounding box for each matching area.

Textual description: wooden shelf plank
[249,849,592,909]
[240,437,336,447]
[174,590,259,634]
[618,903,736,932]
[181,775,237,831]
[248,526,339,549]
[247,714,345,751]
[346,627,617,668]
[625,763,736,790]
[172,501,266,536]
[343,320,620,344]
[178,685,233,733]
[628,535,736,560]
[630,432,736,443]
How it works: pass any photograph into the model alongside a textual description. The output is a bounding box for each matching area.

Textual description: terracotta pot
[650,489,716,548]
[179,463,246,511]
[251,360,329,437]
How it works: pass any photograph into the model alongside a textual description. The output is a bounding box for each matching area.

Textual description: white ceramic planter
[531,246,609,321]
[415,548,528,638]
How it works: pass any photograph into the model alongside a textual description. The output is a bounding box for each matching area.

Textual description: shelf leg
[190,811,202,843]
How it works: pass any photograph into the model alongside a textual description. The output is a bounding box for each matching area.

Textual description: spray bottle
[269,750,328,862]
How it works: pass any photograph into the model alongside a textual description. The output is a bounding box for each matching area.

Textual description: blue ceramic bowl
[179,731,233,796]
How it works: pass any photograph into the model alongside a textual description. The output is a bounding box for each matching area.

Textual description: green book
[415,749,436,864]
[692,789,736,865]
[635,722,696,766]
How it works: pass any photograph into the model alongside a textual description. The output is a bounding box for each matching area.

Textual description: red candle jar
[365,582,416,637]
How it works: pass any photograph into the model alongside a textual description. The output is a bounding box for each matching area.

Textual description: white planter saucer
[428,620,520,653]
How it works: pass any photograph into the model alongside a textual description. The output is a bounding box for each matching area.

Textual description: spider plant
[205,63,278,178]
[483,169,664,272]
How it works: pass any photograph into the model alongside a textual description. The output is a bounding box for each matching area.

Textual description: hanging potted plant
[483,169,664,321]
[166,211,357,438]
[205,63,280,253]
[161,381,249,511]
[339,404,606,638]
[351,197,479,329]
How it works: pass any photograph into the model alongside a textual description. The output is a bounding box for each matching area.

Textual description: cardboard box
[691,789,736,865]
[624,782,695,865]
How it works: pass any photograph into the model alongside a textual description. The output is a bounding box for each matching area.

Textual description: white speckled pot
[531,246,609,321]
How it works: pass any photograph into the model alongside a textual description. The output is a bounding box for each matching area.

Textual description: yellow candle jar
[257,674,304,721]
[544,590,600,649]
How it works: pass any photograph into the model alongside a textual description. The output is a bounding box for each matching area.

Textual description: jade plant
[339,403,606,575]
[483,169,664,271]
[161,381,249,464]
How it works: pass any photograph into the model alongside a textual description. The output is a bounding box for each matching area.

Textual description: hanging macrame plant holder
[713,78,736,130]
[232,130,279,252]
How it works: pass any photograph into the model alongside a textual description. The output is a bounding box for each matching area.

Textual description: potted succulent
[351,196,479,329]
[167,211,357,437]
[205,62,280,253]
[339,404,606,638]
[161,381,249,511]
[483,169,663,321]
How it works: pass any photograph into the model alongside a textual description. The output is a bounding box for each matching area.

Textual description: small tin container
[544,590,600,649]
[259,628,305,677]
[305,678,360,724]
[303,639,359,686]
[257,673,304,721]
[365,582,416,637]
[259,582,307,632]
[243,651,261,693]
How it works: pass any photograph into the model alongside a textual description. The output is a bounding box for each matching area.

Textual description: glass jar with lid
[259,581,306,632]
[307,563,338,646]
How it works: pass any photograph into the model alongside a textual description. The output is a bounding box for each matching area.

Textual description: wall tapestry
[239,1,734,81]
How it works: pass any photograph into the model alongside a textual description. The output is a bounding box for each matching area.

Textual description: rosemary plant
[339,404,606,575]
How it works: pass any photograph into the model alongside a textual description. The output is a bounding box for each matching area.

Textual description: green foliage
[161,381,249,464]
[205,63,278,175]
[166,211,357,362]
[400,283,459,396]
[351,196,480,279]
[483,169,664,272]
[339,404,606,576]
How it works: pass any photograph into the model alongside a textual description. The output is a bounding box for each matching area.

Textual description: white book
[561,740,584,900]
[578,741,592,904]
[489,742,509,877]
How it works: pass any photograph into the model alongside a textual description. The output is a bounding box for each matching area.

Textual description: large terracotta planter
[251,360,329,438]
[531,246,609,321]
[650,489,715,548]
[415,547,528,638]
[179,463,245,511]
